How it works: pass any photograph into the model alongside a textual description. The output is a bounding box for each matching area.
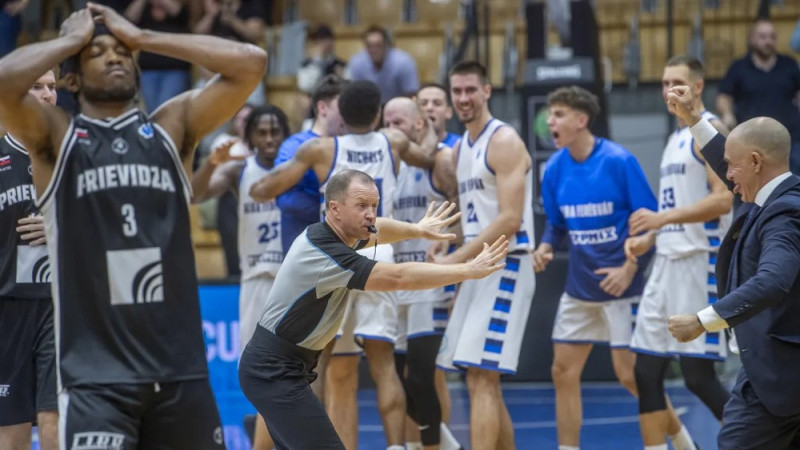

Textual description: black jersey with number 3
[37,109,207,388]
[0,135,50,299]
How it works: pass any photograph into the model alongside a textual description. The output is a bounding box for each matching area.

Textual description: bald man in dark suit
[667,85,800,450]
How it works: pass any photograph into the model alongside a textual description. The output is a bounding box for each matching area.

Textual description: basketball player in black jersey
[0,4,266,449]
[0,69,58,450]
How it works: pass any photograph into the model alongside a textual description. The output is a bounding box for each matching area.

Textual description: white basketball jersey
[320,131,397,219]
[457,119,534,252]
[656,111,731,256]
[238,156,284,280]
[321,131,397,263]
[393,157,450,304]
[393,160,446,258]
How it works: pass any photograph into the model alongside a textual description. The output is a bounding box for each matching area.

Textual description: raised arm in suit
[665,86,800,337]
[664,86,800,449]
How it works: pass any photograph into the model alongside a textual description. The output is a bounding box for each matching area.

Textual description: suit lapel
[720,207,751,294]
[730,206,760,288]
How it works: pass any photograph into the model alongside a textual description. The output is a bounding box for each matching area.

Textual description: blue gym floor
[27,382,725,449]
[357,383,722,450]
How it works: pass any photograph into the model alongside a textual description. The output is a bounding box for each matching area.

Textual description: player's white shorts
[394,294,454,353]
[331,289,401,355]
[239,274,275,353]
[551,293,638,348]
[631,252,727,360]
[436,253,534,374]
[332,244,398,356]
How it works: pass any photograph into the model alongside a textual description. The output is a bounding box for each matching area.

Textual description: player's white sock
[387,445,405,450]
[669,425,697,450]
[644,445,668,450]
[440,422,461,450]
[558,446,579,450]
[405,442,423,450]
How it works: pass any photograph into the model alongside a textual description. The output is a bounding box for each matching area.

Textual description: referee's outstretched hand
[466,235,509,279]
[416,201,462,241]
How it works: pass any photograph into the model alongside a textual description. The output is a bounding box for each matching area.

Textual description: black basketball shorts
[60,379,225,450]
[0,297,57,426]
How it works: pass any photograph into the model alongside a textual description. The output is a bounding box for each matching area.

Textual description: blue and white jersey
[238,155,283,280]
[656,111,731,257]
[392,153,453,304]
[541,138,657,302]
[320,131,396,219]
[456,118,534,252]
[392,160,446,261]
[321,131,397,263]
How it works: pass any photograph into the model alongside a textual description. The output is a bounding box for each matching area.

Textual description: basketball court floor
[358,382,723,449]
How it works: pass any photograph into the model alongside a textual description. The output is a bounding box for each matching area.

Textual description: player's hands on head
[209,139,245,166]
[59,8,95,47]
[665,86,702,126]
[17,215,46,246]
[416,201,461,241]
[467,235,508,279]
[87,2,144,50]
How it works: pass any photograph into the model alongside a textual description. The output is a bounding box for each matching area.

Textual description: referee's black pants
[239,325,344,450]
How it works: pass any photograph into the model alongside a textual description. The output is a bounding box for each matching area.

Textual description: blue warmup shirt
[442,132,461,148]
[275,130,322,254]
[541,138,656,302]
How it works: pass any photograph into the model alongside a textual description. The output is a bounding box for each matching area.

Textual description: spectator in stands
[97,0,123,10]
[193,0,266,44]
[124,0,199,112]
[348,25,419,103]
[0,0,28,58]
[791,16,800,53]
[193,0,268,105]
[716,19,800,173]
[297,25,346,95]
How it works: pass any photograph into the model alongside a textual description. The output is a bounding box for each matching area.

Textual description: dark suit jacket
[702,133,800,417]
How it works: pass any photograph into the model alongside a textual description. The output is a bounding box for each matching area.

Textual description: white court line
[441,381,693,391]
[357,395,698,407]
[358,406,690,432]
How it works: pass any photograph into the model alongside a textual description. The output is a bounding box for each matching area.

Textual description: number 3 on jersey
[660,187,675,210]
[121,203,138,237]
